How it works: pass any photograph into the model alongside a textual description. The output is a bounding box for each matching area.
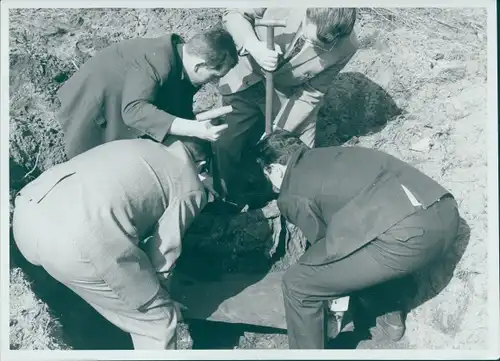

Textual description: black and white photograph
[1,1,498,359]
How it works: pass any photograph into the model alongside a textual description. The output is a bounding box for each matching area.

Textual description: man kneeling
[12,137,213,349]
[253,130,460,349]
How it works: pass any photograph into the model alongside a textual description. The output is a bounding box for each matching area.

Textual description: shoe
[352,294,406,342]
[326,311,343,340]
[371,310,406,342]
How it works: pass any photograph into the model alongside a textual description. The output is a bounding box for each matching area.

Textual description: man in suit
[57,26,237,159]
[12,137,213,349]
[253,130,460,349]
[214,8,359,204]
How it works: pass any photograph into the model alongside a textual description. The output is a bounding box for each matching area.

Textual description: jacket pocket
[35,172,76,204]
[19,167,76,204]
[378,226,425,243]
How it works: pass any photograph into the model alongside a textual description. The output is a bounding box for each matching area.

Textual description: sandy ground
[7,7,493,351]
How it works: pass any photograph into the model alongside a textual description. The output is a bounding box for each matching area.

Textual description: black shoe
[353,294,407,342]
[326,311,343,340]
[371,310,406,342]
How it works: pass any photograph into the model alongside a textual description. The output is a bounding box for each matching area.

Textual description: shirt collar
[280,144,309,193]
[283,21,304,60]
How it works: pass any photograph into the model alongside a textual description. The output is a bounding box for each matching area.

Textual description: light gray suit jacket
[16,139,207,309]
[218,8,359,127]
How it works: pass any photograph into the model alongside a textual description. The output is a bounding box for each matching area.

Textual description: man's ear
[263,164,276,179]
[193,62,206,73]
[196,160,207,173]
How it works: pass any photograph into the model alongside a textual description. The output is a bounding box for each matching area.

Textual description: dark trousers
[282,196,460,349]
[213,83,318,205]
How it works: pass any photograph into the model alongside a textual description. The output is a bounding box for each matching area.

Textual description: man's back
[21,139,204,240]
[282,145,449,212]
[60,36,174,91]
[14,138,209,318]
[56,34,199,159]
[278,145,451,264]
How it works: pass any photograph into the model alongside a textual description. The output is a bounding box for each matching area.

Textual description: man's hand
[191,120,229,142]
[246,39,283,72]
[169,117,228,141]
[259,124,282,141]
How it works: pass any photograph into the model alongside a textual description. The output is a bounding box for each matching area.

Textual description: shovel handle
[254,19,287,27]
[254,20,286,135]
[254,19,286,51]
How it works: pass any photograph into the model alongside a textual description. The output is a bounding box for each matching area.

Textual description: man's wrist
[170,117,200,137]
[184,120,201,137]
[243,37,261,55]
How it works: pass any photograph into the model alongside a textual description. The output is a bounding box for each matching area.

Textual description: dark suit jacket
[56,34,199,159]
[277,146,451,266]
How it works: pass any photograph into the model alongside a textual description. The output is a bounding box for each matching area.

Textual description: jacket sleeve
[222,8,266,55]
[143,189,208,285]
[278,195,326,245]
[121,56,181,143]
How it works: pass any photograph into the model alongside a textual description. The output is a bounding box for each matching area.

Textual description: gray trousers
[282,196,460,349]
[12,192,178,349]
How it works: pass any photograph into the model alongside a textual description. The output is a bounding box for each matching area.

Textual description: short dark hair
[254,129,306,170]
[185,25,238,70]
[306,8,357,44]
[165,135,212,164]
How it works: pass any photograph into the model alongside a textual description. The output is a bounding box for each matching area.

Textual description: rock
[346,136,360,145]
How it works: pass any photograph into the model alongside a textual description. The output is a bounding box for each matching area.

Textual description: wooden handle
[254,19,287,27]
[253,20,286,136]
[195,106,233,121]
[265,72,273,135]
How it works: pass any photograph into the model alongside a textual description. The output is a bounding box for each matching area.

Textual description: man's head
[303,8,357,51]
[183,25,238,86]
[177,136,213,167]
[181,136,226,203]
[254,129,306,190]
